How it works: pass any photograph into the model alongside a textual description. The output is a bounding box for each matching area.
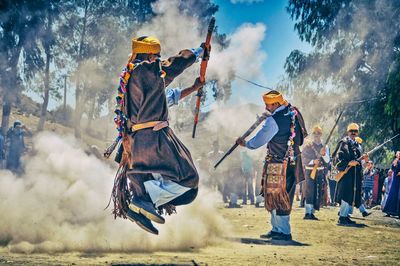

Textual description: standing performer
[236,90,307,241]
[383,151,400,218]
[107,36,209,235]
[381,169,393,212]
[240,150,255,205]
[302,126,330,220]
[333,123,369,226]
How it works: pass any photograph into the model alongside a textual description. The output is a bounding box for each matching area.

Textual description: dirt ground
[1,202,400,266]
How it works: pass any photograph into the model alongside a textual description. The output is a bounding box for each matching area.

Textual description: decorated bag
[262,161,291,212]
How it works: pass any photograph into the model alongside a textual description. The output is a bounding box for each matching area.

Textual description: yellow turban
[347,123,360,132]
[355,137,363,144]
[312,125,323,134]
[128,36,161,62]
[262,90,288,106]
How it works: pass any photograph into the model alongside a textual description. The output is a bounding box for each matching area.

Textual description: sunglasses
[349,130,359,133]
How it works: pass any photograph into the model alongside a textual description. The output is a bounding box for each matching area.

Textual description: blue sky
[211,0,312,103]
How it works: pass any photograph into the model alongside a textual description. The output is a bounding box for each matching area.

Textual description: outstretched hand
[349,160,359,167]
[180,77,206,99]
[236,137,246,147]
[200,42,211,60]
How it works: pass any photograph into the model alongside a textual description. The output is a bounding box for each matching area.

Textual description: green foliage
[1,0,228,135]
[285,0,400,163]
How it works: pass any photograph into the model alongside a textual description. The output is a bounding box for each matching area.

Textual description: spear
[192,17,215,138]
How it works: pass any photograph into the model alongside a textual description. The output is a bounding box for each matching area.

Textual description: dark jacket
[334,136,363,207]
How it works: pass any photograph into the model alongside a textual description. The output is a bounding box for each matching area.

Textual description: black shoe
[384,214,391,217]
[338,216,356,226]
[271,233,292,241]
[126,209,158,235]
[129,197,165,224]
[260,231,279,239]
[304,213,319,220]
[362,211,371,217]
[228,203,241,208]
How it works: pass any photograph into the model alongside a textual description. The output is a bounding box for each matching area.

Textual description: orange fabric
[131,121,168,132]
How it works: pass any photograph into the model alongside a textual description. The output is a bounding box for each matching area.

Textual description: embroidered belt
[131,121,169,132]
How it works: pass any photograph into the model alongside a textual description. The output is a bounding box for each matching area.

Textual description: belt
[131,121,169,132]
[305,166,324,170]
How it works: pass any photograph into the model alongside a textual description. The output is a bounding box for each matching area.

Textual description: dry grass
[0,203,399,266]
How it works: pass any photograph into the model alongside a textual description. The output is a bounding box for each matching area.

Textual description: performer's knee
[169,188,198,206]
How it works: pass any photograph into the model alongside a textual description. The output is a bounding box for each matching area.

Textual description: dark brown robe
[302,142,327,210]
[125,49,199,189]
[334,137,363,207]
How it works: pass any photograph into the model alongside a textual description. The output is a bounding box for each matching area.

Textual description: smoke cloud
[135,0,267,88]
[0,132,228,253]
[0,0,269,253]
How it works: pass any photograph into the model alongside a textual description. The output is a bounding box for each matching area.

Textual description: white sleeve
[322,146,330,163]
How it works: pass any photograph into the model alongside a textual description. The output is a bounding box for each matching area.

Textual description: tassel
[105,166,130,219]
[264,190,291,212]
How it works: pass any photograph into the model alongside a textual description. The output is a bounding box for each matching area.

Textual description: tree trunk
[1,44,22,135]
[74,0,88,139]
[1,99,12,136]
[37,44,51,131]
[86,94,96,133]
[37,3,53,132]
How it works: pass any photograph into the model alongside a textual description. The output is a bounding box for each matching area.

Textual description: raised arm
[162,47,203,87]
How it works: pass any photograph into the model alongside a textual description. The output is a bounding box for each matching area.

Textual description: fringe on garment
[157,204,177,216]
[264,188,291,212]
[105,166,130,219]
[262,161,291,212]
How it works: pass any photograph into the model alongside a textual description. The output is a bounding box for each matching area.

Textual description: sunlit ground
[1,201,400,266]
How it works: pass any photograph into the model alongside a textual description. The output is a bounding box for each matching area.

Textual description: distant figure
[376,168,387,205]
[383,151,400,217]
[240,150,255,205]
[327,168,337,206]
[302,125,330,220]
[6,120,31,173]
[363,161,375,208]
[381,169,393,212]
[207,140,227,201]
[0,133,5,169]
